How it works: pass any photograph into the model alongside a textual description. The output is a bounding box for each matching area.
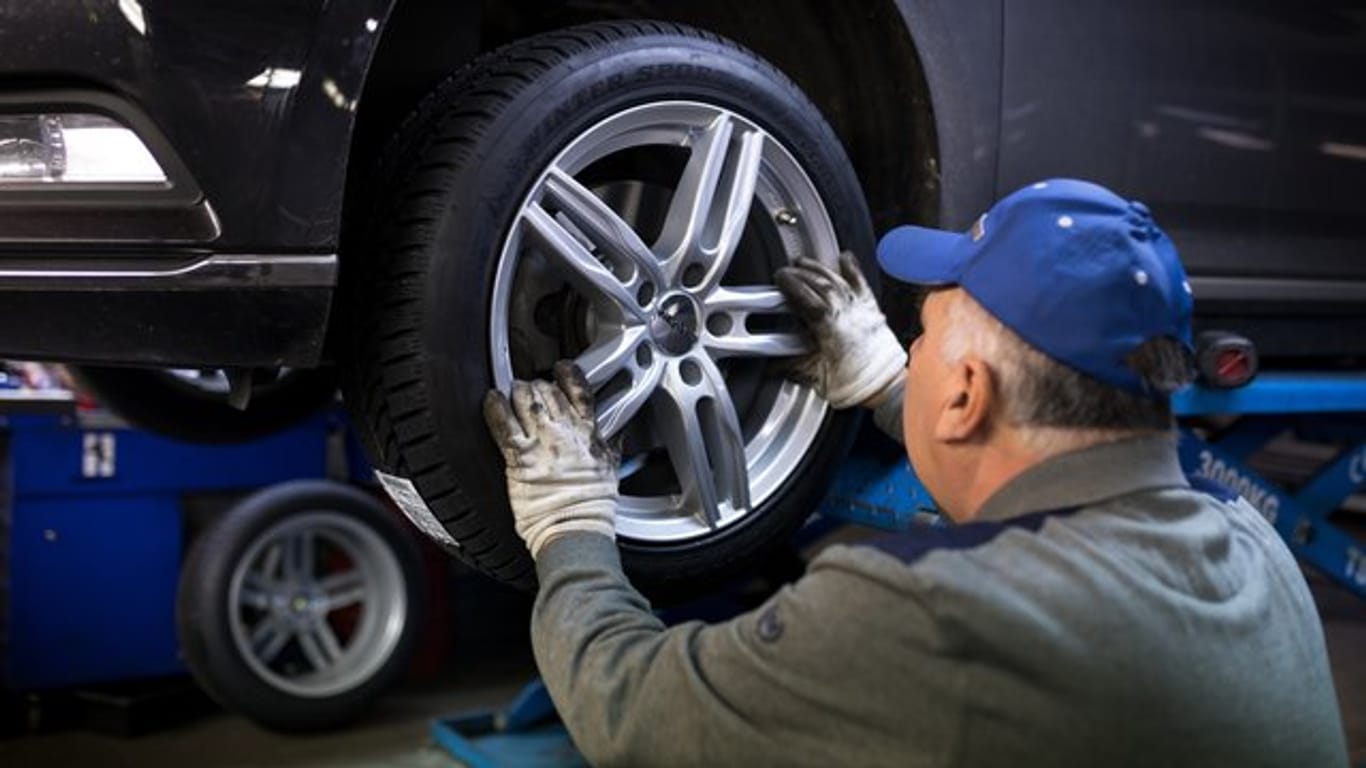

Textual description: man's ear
[934,357,994,442]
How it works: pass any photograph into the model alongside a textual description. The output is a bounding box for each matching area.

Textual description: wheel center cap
[650,293,700,354]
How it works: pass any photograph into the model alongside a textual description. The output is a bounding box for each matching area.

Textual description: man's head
[879,179,1196,520]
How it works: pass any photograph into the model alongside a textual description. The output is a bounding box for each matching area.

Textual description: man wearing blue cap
[484,179,1347,766]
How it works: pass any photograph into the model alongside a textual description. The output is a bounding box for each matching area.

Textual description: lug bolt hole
[682,263,705,288]
[635,345,653,368]
[679,359,703,386]
[706,313,733,336]
[637,281,656,307]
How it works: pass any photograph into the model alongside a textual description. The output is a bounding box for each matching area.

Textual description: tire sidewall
[177,480,424,732]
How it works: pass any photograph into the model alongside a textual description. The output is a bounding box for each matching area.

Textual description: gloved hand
[483,361,618,559]
[775,251,907,409]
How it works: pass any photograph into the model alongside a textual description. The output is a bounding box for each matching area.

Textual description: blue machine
[1172,374,1366,601]
[431,371,1366,765]
[0,394,359,691]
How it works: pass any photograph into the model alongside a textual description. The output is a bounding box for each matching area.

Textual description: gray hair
[938,292,1195,453]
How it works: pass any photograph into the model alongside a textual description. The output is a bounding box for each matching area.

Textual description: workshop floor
[3,555,1365,767]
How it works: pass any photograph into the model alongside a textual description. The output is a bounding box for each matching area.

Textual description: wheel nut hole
[680,359,703,386]
[637,281,656,307]
[635,345,653,368]
[682,263,705,288]
[706,313,733,336]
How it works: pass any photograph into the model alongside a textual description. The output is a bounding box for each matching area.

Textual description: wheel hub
[650,292,701,354]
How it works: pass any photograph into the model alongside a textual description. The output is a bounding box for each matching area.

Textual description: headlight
[0,113,167,185]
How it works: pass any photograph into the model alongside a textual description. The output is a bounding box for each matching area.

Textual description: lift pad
[431,680,584,767]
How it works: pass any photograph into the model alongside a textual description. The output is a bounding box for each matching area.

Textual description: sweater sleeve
[870,376,905,444]
[530,532,955,768]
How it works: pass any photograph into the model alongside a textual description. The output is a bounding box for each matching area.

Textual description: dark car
[2,1,1364,593]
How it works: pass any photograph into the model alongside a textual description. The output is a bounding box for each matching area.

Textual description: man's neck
[949,428,1154,522]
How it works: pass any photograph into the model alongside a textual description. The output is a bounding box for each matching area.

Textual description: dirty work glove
[774,251,907,409]
[482,361,618,559]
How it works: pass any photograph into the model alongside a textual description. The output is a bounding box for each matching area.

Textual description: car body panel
[0,1,1360,366]
[998,0,1366,286]
[892,0,1004,231]
[0,0,389,251]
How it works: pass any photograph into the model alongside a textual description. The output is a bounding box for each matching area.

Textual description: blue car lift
[0,392,366,694]
[431,371,1366,766]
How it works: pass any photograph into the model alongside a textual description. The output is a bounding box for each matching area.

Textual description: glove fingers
[510,380,543,437]
[775,267,831,323]
[530,379,566,422]
[553,360,596,422]
[838,250,872,297]
[780,355,822,389]
[483,389,531,455]
[794,258,856,306]
[794,257,851,298]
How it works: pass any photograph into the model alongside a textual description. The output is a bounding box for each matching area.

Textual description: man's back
[531,436,1348,766]
[912,486,1342,764]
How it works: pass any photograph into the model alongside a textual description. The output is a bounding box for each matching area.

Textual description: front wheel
[344,21,875,596]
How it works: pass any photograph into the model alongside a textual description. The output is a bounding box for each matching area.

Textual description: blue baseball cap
[877,178,1194,397]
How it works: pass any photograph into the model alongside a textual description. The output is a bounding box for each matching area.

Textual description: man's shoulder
[855,506,1082,567]
[808,506,1087,609]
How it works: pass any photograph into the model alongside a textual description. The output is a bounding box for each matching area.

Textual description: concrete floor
[2,555,1364,767]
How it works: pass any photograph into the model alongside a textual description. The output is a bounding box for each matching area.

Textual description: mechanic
[483,179,1348,766]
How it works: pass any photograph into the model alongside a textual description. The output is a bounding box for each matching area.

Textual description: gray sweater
[531,435,1348,767]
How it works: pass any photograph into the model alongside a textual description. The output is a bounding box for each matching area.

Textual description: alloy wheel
[491,101,840,543]
[227,512,408,698]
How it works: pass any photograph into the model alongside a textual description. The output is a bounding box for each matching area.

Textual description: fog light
[0,113,166,184]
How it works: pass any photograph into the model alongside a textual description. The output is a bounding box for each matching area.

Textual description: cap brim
[876,225,969,286]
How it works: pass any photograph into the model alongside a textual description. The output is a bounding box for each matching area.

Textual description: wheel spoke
[522,202,648,324]
[596,362,665,440]
[314,620,346,662]
[320,569,367,611]
[652,355,751,528]
[575,326,649,389]
[239,583,272,612]
[705,285,788,313]
[703,285,811,359]
[654,114,766,288]
[542,167,666,295]
[706,328,809,359]
[297,628,334,672]
[284,532,315,581]
[250,618,291,664]
[259,542,283,581]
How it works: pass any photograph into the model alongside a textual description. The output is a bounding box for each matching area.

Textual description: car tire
[70,366,338,444]
[176,480,424,732]
[343,21,874,596]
